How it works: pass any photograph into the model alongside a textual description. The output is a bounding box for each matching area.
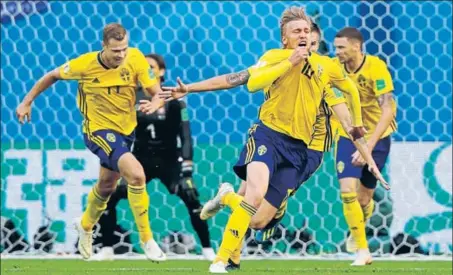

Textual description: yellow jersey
[333,55,397,139]
[247,49,346,145]
[307,55,363,152]
[59,47,158,135]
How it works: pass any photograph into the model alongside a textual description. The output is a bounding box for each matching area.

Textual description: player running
[155,22,388,271]
[93,54,215,261]
[142,7,387,273]
[333,27,397,265]
[16,23,166,261]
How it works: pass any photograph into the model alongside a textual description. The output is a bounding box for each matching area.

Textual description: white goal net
[1,1,451,258]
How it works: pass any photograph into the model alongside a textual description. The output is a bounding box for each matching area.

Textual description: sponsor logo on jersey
[376,79,386,91]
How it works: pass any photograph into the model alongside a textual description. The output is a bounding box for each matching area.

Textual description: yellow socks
[128,185,153,243]
[230,238,244,265]
[81,184,109,232]
[362,199,375,222]
[341,192,368,249]
[221,192,244,211]
[215,201,256,263]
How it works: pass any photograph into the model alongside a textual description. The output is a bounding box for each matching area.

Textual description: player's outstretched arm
[16,68,62,124]
[139,72,250,114]
[331,102,390,190]
[161,71,251,99]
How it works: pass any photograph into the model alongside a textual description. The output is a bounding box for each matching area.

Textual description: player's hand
[138,97,165,115]
[367,163,390,190]
[288,43,310,66]
[351,150,366,167]
[348,126,367,141]
[162,77,189,100]
[16,102,32,124]
[175,177,199,202]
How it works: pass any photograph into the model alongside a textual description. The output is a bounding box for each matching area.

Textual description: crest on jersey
[358,74,367,88]
[106,133,116,143]
[258,145,267,156]
[337,161,345,174]
[120,68,131,82]
[317,64,323,77]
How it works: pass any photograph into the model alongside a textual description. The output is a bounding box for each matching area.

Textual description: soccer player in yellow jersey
[145,8,387,273]
[15,23,166,261]
[332,27,397,266]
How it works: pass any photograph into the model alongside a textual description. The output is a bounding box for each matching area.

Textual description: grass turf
[1,259,452,275]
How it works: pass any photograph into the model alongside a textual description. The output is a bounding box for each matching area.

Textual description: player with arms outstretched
[16,23,166,261]
[156,20,388,271]
[333,27,397,265]
[145,7,387,273]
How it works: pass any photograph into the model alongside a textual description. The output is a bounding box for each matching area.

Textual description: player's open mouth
[299,41,307,47]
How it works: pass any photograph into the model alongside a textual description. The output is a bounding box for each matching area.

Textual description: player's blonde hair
[103,23,127,44]
[280,6,312,38]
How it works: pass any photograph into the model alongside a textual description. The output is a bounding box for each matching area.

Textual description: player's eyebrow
[111,46,128,52]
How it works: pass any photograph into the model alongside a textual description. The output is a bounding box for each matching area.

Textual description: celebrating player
[155,22,387,271]
[143,7,387,273]
[333,27,397,265]
[15,23,166,261]
[93,54,215,261]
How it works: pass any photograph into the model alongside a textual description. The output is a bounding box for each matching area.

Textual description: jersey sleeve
[59,55,87,80]
[327,58,348,82]
[323,84,346,107]
[371,58,394,97]
[247,50,293,92]
[134,49,159,89]
[326,59,362,126]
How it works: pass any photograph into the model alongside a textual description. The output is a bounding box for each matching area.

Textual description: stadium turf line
[1,259,452,275]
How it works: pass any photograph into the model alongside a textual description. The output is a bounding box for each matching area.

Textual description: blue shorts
[233,122,311,208]
[83,130,135,172]
[335,135,391,189]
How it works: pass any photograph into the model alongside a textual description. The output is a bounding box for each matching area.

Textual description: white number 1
[147,124,156,139]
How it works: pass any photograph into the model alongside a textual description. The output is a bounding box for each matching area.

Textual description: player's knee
[339,178,357,193]
[249,218,267,230]
[358,192,372,207]
[124,171,146,187]
[96,182,116,197]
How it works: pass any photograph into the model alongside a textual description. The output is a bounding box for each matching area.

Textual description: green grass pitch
[1,259,452,275]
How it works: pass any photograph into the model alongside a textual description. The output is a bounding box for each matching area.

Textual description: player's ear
[159,69,165,77]
[282,37,288,47]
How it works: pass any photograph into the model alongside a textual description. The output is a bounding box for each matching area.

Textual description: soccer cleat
[90,247,114,261]
[351,249,373,266]
[346,233,358,253]
[225,259,240,271]
[202,247,216,261]
[209,261,228,273]
[142,238,167,262]
[255,224,278,244]
[73,217,93,260]
[200,182,234,220]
